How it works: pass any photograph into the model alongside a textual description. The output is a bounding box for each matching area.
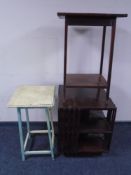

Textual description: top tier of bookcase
[57,12,127,100]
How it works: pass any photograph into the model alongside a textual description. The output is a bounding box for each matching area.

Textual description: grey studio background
[0,0,130,121]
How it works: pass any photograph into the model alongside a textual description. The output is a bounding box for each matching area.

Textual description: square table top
[8,85,55,108]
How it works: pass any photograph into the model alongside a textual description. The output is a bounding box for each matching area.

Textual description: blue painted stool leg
[48,108,55,145]
[48,108,54,135]
[25,108,31,138]
[45,108,54,160]
[17,108,25,161]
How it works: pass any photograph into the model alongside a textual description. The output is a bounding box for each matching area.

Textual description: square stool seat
[8,85,55,161]
[8,85,55,108]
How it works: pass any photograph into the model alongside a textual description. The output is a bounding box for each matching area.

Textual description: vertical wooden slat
[107,19,116,100]
[106,108,117,150]
[100,26,106,74]
[64,18,68,97]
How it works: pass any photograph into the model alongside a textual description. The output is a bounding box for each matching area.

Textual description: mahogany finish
[59,86,116,110]
[58,86,116,155]
[66,74,107,88]
[57,12,127,18]
[100,26,106,75]
[58,12,127,156]
[58,12,127,99]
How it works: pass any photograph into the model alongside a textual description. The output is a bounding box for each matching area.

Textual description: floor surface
[0,122,131,175]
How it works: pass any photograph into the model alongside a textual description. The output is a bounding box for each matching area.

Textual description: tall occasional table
[57,12,127,156]
[8,85,55,160]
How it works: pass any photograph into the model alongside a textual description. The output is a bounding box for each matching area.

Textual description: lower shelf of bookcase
[78,135,108,154]
[62,135,109,156]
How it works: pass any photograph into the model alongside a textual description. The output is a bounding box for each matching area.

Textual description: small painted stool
[8,85,55,161]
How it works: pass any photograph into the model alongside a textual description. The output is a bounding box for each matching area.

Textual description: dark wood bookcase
[58,86,117,155]
[57,12,127,155]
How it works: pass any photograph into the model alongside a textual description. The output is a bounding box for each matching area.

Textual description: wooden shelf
[66,74,107,88]
[80,111,112,133]
[59,85,116,110]
[58,12,128,18]
[58,12,127,28]
[78,135,107,154]
[80,117,112,134]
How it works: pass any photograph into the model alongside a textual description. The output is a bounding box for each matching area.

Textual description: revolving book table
[57,12,127,155]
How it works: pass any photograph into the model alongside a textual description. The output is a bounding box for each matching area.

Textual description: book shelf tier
[66,74,107,88]
[59,85,116,110]
[80,115,112,134]
[78,135,107,154]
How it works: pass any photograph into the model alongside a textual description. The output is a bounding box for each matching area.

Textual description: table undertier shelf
[65,74,107,88]
[78,135,107,154]
[59,85,116,110]
[80,116,112,134]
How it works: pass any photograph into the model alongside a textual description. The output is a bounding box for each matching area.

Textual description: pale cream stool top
[8,85,55,108]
